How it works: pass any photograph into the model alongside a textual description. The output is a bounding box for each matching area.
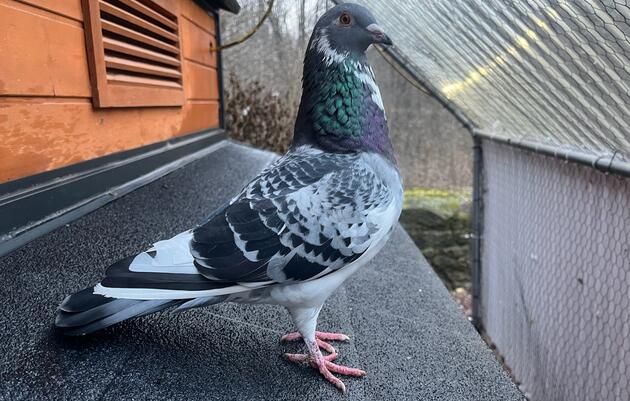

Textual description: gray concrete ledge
[0,141,523,401]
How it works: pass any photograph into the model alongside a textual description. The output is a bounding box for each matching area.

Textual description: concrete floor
[0,141,523,401]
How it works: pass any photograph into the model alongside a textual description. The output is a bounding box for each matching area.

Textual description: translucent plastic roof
[354,0,630,161]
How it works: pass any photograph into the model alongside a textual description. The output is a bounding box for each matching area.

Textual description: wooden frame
[82,0,185,108]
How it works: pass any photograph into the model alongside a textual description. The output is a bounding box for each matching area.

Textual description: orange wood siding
[0,0,220,183]
[16,0,83,21]
[0,1,91,97]
[181,16,217,67]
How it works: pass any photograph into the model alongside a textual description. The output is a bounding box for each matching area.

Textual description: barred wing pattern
[190,146,397,284]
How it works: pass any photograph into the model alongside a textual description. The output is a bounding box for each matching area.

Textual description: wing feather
[191,146,399,284]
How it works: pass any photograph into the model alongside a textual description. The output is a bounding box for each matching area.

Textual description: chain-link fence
[480,139,630,401]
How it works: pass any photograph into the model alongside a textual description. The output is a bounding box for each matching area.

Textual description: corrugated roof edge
[195,0,240,14]
[474,128,630,178]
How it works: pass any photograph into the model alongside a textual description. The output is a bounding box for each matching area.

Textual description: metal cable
[210,0,275,52]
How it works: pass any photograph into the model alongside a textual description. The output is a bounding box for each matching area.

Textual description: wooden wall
[0,0,220,184]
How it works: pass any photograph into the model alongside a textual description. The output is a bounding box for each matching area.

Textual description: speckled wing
[190,146,398,284]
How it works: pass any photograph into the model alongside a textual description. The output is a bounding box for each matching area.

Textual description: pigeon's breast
[360,152,404,206]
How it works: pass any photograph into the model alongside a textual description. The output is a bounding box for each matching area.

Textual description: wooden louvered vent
[82,0,184,107]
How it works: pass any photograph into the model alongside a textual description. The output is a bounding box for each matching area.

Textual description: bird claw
[284,353,365,393]
[324,361,366,377]
[318,364,348,394]
[281,330,365,393]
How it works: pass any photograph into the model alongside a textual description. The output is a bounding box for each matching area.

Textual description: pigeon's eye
[339,13,352,26]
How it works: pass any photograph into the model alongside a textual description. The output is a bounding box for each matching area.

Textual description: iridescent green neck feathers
[293,30,395,162]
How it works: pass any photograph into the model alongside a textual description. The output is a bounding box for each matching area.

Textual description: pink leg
[281,330,350,342]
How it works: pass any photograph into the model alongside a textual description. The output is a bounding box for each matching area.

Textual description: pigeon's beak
[366,23,392,46]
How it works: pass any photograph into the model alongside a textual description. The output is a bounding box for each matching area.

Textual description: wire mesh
[310,1,630,398]
[350,0,630,162]
[480,139,630,401]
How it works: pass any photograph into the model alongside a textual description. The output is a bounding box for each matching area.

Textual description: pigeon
[55,3,401,393]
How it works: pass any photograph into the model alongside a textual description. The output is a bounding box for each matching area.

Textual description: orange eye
[339,13,352,26]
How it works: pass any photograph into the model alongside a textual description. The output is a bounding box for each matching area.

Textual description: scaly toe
[283,352,338,363]
[318,366,347,393]
[325,361,367,377]
[315,331,350,342]
[280,332,302,342]
[316,339,336,354]
[283,353,308,363]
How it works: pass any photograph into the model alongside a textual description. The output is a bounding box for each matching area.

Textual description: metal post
[213,9,226,130]
[471,135,484,330]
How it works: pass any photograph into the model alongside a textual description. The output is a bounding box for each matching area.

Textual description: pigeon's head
[310,3,392,58]
[295,3,396,163]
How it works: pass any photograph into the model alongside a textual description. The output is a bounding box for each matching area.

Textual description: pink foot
[283,354,367,393]
[281,332,366,393]
[282,338,338,362]
[309,358,367,393]
[284,352,338,363]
